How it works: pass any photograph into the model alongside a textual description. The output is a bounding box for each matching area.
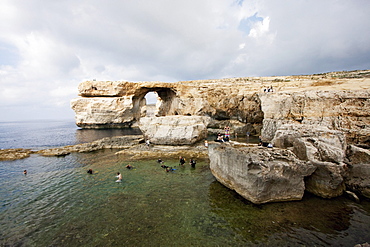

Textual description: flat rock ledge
[37,135,144,156]
[208,141,316,204]
[0,149,36,161]
[115,143,208,160]
[0,135,208,161]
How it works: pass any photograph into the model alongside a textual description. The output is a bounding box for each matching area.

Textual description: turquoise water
[1,121,370,246]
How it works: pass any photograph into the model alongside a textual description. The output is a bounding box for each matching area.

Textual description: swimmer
[179,156,186,166]
[23,170,27,175]
[157,159,164,164]
[189,159,196,168]
[116,172,122,182]
[87,169,93,174]
[126,165,133,169]
[166,167,174,172]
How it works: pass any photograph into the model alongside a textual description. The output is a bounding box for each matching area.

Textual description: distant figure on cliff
[87,169,93,174]
[215,134,224,142]
[204,140,208,148]
[179,156,186,166]
[224,126,230,139]
[116,172,122,182]
[189,159,196,168]
[146,139,150,146]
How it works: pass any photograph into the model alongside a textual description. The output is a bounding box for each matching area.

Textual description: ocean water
[0,120,370,246]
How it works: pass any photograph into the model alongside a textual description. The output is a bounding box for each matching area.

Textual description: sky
[1,0,370,122]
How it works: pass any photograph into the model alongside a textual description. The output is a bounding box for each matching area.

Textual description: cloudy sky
[1,0,369,122]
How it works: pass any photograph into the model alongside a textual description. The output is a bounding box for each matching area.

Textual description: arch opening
[132,87,177,121]
[144,91,158,117]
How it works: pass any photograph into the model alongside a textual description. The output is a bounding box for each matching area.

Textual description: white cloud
[0,0,369,121]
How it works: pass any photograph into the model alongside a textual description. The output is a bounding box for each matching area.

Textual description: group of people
[157,156,197,172]
[179,156,196,168]
[263,86,274,93]
[86,164,134,183]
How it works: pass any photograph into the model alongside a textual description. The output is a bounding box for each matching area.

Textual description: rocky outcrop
[69,70,370,203]
[139,116,210,145]
[71,71,370,141]
[38,135,144,156]
[115,143,208,161]
[345,145,370,198]
[271,124,348,198]
[260,90,370,146]
[208,142,316,204]
[0,149,35,161]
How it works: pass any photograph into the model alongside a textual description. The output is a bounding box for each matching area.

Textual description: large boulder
[70,96,140,128]
[271,124,348,198]
[208,142,316,204]
[139,116,210,145]
[345,145,370,199]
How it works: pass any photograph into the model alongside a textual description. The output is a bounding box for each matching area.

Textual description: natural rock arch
[132,87,178,121]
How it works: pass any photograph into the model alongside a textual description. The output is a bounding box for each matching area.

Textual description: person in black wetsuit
[179,156,186,166]
[189,159,196,168]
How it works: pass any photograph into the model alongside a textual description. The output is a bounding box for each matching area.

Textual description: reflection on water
[208,181,370,245]
[1,149,370,246]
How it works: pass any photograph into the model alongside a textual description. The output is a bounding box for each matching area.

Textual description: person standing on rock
[224,126,230,139]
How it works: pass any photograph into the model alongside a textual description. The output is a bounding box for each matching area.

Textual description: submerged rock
[208,142,316,204]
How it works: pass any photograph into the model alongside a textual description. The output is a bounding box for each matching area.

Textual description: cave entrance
[132,87,177,121]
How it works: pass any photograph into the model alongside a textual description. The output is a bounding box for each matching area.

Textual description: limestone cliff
[70,70,370,203]
[71,70,370,144]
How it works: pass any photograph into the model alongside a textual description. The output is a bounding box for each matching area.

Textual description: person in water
[179,156,186,166]
[125,165,133,169]
[189,159,196,168]
[87,169,93,174]
[23,170,27,175]
[116,172,122,182]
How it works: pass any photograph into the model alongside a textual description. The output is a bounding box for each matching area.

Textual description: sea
[0,120,369,246]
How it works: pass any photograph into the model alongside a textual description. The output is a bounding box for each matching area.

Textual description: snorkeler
[87,169,93,174]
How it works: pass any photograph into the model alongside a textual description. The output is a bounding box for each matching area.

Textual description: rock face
[272,124,348,198]
[139,116,210,145]
[208,142,316,204]
[345,145,370,198]
[70,70,370,202]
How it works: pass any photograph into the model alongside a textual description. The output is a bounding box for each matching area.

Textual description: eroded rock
[272,124,348,198]
[208,142,316,204]
[345,145,370,199]
[139,116,210,145]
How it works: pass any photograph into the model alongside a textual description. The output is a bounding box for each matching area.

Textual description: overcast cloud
[1,0,369,121]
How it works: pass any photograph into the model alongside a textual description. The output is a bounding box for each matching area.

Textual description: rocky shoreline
[0,134,209,161]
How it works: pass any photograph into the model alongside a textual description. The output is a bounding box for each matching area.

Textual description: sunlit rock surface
[208,142,316,204]
[139,116,210,145]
